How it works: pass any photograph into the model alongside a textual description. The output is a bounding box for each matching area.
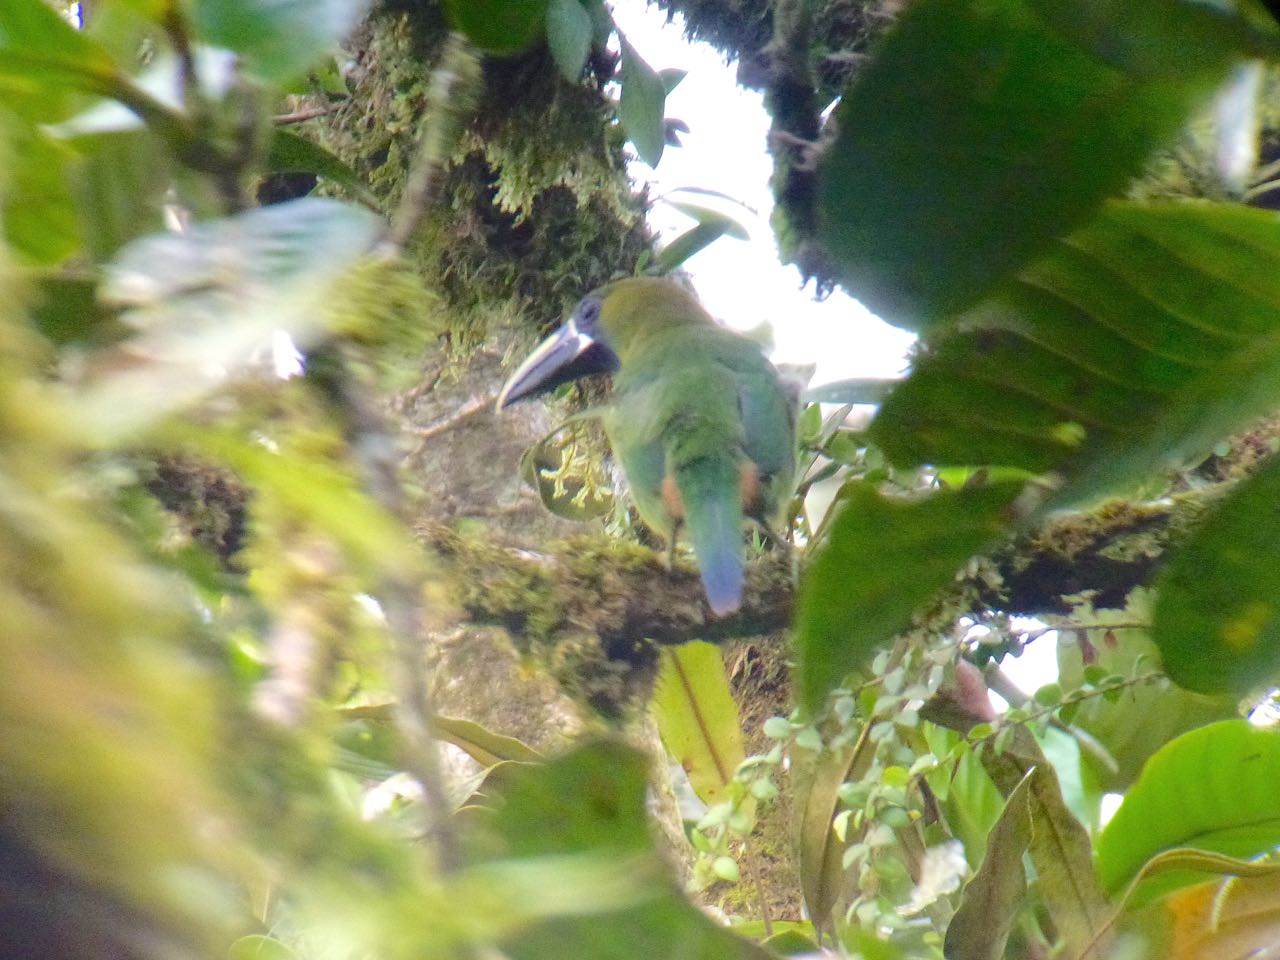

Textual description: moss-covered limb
[419,520,795,651]
[982,487,1230,617]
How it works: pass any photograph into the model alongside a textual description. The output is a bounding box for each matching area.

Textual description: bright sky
[609,0,916,387]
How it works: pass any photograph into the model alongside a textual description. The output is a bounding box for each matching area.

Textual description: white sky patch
[999,620,1060,696]
[611,0,915,386]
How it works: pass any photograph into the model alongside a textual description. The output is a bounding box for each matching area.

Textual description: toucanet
[496,277,797,616]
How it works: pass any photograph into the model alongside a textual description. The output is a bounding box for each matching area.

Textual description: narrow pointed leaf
[982,729,1113,957]
[267,129,380,209]
[619,38,667,167]
[944,771,1032,960]
[651,641,743,806]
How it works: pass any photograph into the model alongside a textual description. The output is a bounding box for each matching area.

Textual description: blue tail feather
[677,458,744,617]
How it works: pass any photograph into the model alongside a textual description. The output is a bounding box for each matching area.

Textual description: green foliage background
[7,0,1280,958]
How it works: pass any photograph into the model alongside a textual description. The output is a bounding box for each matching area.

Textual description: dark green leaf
[651,642,744,806]
[267,129,380,209]
[795,481,1022,710]
[619,37,667,167]
[29,275,127,347]
[446,0,549,54]
[195,0,366,83]
[981,729,1113,956]
[872,203,1280,507]
[804,378,897,406]
[943,771,1032,960]
[546,0,592,82]
[816,0,1257,325]
[1096,720,1280,904]
[1153,454,1280,694]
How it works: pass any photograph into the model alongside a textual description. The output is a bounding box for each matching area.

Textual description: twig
[306,346,463,874]
[408,395,492,447]
[379,34,481,255]
[273,104,342,126]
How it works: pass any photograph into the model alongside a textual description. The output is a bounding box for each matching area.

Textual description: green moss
[319,12,650,358]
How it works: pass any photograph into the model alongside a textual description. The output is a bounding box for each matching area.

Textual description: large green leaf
[1095,720,1280,903]
[486,742,776,960]
[445,0,549,54]
[650,641,744,807]
[816,0,1269,326]
[1153,454,1280,695]
[195,0,366,83]
[872,203,1280,506]
[795,480,1022,711]
[1056,607,1238,793]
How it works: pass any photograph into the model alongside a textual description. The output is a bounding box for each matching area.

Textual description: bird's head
[496,277,708,410]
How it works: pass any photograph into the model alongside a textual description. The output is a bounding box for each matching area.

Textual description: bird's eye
[577,298,601,329]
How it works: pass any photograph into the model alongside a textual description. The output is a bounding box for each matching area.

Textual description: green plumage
[499,277,797,616]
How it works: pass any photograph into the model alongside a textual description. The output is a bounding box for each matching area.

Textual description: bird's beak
[496,320,618,411]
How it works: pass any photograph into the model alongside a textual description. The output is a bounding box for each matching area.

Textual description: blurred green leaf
[943,771,1031,960]
[1096,720,1280,904]
[1153,454,1280,695]
[0,0,123,106]
[228,935,298,960]
[817,0,1265,325]
[83,198,381,438]
[70,130,173,260]
[195,0,367,84]
[487,742,776,960]
[547,0,592,82]
[619,37,667,167]
[871,203,1280,506]
[651,641,744,806]
[4,124,79,264]
[445,0,549,54]
[267,129,379,209]
[795,481,1022,711]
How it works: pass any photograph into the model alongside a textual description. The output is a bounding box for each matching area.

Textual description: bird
[496,276,797,617]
